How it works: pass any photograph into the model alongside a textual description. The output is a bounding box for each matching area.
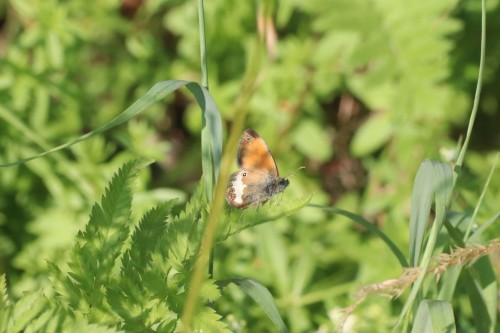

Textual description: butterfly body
[226,129,289,208]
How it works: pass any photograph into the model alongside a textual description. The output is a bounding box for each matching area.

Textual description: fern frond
[62,160,139,314]
[7,290,49,333]
[0,274,11,332]
[45,170,229,331]
[190,307,230,333]
[218,193,313,242]
[124,201,177,274]
[165,181,209,272]
[106,201,177,331]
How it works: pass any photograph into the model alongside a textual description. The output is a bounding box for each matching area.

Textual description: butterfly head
[277,178,289,192]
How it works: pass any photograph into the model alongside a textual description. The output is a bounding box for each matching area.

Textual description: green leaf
[65,160,140,311]
[351,112,393,157]
[396,160,453,330]
[107,202,177,331]
[395,160,453,329]
[411,300,456,333]
[0,274,11,332]
[466,153,499,242]
[191,307,230,333]
[0,80,222,201]
[218,193,313,242]
[218,278,288,333]
[166,180,209,272]
[437,266,461,302]
[186,82,223,199]
[291,120,332,161]
[200,279,222,303]
[124,201,176,274]
[409,160,453,266]
[468,212,500,243]
[464,257,497,333]
[9,291,49,333]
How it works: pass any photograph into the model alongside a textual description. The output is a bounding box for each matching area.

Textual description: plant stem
[180,22,263,333]
[198,0,209,90]
[454,0,485,182]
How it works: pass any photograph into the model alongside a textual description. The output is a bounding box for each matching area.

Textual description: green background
[0,0,498,331]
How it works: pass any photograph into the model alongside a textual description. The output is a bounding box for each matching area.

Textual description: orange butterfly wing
[237,129,279,177]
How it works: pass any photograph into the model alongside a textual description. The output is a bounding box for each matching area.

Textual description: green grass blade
[0,80,222,199]
[411,300,456,333]
[465,153,499,242]
[197,0,208,90]
[396,160,453,330]
[468,213,500,243]
[437,266,461,302]
[185,82,222,198]
[0,80,222,200]
[307,204,408,268]
[464,257,497,333]
[409,160,453,267]
[454,0,486,182]
[0,80,183,167]
[218,278,289,333]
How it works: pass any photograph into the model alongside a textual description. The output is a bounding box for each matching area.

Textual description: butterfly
[226,128,289,208]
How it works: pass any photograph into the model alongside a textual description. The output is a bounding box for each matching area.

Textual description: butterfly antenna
[284,166,306,178]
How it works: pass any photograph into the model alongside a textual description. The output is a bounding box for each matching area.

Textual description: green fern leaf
[199,279,221,303]
[190,307,230,333]
[7,290,49,333]
[165,181,209,272]
[106,202,177,331]
[47,261,83,310]
[0,274,11,332]
[217,193,313,242]
[28,302,124,333]
[123,201,177,275]
[63,160,139,314]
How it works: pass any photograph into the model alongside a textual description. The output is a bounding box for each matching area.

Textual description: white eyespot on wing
[231,171,247,205]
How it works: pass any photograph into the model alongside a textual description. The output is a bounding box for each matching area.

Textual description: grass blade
[464,257,497,333]
[454,0,486,182]
[411,300,456,333]
[218,278,288,333]
[396,160,453,330]
[307,204,408,268]
[409,160,453,267]
[0,80,222,201]
[465,153,499,242]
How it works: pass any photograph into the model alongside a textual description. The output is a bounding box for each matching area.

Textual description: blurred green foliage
[0,0,498,331]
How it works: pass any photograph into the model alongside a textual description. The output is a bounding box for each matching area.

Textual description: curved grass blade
[307,204,408,268]
[185,82,222,198]
[411,300,456,333]
[409,160,453,267]
[464,257,497,333]
[217,278,288,333]
[468,213,500,243]
[0,80,222,200]
[453,0,486,183]
[396,160,453,331]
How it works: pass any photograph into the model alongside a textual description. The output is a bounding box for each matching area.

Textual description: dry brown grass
[336,239,500,331]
